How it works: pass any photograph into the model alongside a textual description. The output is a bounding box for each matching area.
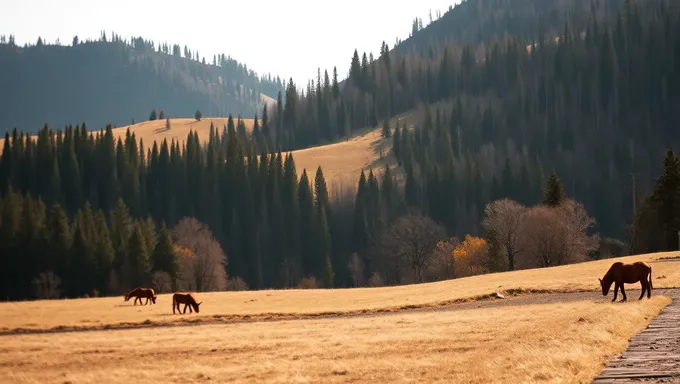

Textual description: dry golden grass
[288,127,398,193]
[1,251,678,334]
[0,296,669,384]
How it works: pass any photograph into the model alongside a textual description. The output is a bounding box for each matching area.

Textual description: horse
[599,261,653,302]
[172,292,202,314]
[124,287,157,305]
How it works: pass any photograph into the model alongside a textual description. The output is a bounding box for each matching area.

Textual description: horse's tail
[649,265,653,290]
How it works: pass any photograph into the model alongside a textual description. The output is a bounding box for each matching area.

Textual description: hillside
[0,35,282,135]
[265,0,680,241]
[395,0,626,56]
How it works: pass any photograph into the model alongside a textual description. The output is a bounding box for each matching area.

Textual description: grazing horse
[124,287,157,305]
[172,292,202,314]
[599,261,653,302]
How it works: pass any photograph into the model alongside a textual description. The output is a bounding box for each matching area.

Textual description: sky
[1,0,459,86]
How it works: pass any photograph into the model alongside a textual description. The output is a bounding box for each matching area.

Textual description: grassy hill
[0,114,407,195]
[0,36,283,135]
[0,252,676,382]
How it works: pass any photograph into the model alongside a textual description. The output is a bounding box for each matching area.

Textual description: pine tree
[381,117,391,138]
[650,150,680,250]
[127,222,150,287]
[542,170,566,206]
[150,109,157,121]
[152,222,179,288]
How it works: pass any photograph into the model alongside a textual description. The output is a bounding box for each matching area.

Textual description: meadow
[1,231,678,382]
[2,252,678,334]
[1,297,669,383]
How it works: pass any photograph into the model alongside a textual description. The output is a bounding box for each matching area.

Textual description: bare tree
[425,237,458,281]
[347,253,365,287]
[151,271,173,293]
[557,199,600,260]
[482,199,527,271]
[226,276,249,291]
[32,271,61,299]
[173,217,227,292]
[518,206,565,268]
[381,211,445,283]
[517,200,599,268]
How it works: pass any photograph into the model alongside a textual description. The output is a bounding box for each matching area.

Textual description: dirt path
[593,289,680,383]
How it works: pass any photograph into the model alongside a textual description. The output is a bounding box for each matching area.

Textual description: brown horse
[124,287,157,305]
[599,261,653,302]
[172,292,202,314]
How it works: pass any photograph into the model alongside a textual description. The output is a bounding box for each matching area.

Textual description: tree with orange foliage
[452,235,489,278]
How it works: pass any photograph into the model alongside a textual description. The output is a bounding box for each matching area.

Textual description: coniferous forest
[2,0,680,301]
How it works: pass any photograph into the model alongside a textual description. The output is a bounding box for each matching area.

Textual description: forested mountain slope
[0,33,283,134]
[259,0,680,240]
[395,0,627,56]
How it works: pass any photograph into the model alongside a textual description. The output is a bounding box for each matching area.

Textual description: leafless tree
[518,206,565,268]
[347,253,365,287]
[558,199,600,254]
[173,217,227,292]
[31,271,61,299]
[226,276,249,291]
[482,199,527,271]
[151,271,173,293]
[425,237,458,281]
[381,211,446,283]
[518,200,599,268]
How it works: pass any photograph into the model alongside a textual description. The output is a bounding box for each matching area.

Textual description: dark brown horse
[124,287,157,305]
[172,292,202,314]
[599,261,653,302]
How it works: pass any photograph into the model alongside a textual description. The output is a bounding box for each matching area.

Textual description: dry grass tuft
[0,296,669,383]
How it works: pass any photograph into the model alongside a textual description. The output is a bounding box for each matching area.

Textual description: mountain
[0,33,283,134]
[260,0,680,243]
[395,0,627,56]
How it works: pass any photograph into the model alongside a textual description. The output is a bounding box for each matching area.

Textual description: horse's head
[151,296,157,304]
[124,292,131,301]
[194,301,203,313]
[599,277,610,296]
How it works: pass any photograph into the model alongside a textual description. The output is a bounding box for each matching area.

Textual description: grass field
[290,127,398,195]
[2,252,678,334]
[0,252,678,383]
[0,296,670,383]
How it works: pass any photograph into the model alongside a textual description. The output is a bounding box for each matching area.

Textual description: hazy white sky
[1,0,459,86]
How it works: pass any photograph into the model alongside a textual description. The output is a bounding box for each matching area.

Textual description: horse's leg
[134,296,139,305]
[612,282,619,302]
[639,282,646,300]
[620,283,627,302]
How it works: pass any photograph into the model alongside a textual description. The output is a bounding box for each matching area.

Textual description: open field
[109,117,256,147]
[0,117,256,156]
[289,127,398,194]
[0,252,678,383]
[0,295,670,383]
[1,252,678,334]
